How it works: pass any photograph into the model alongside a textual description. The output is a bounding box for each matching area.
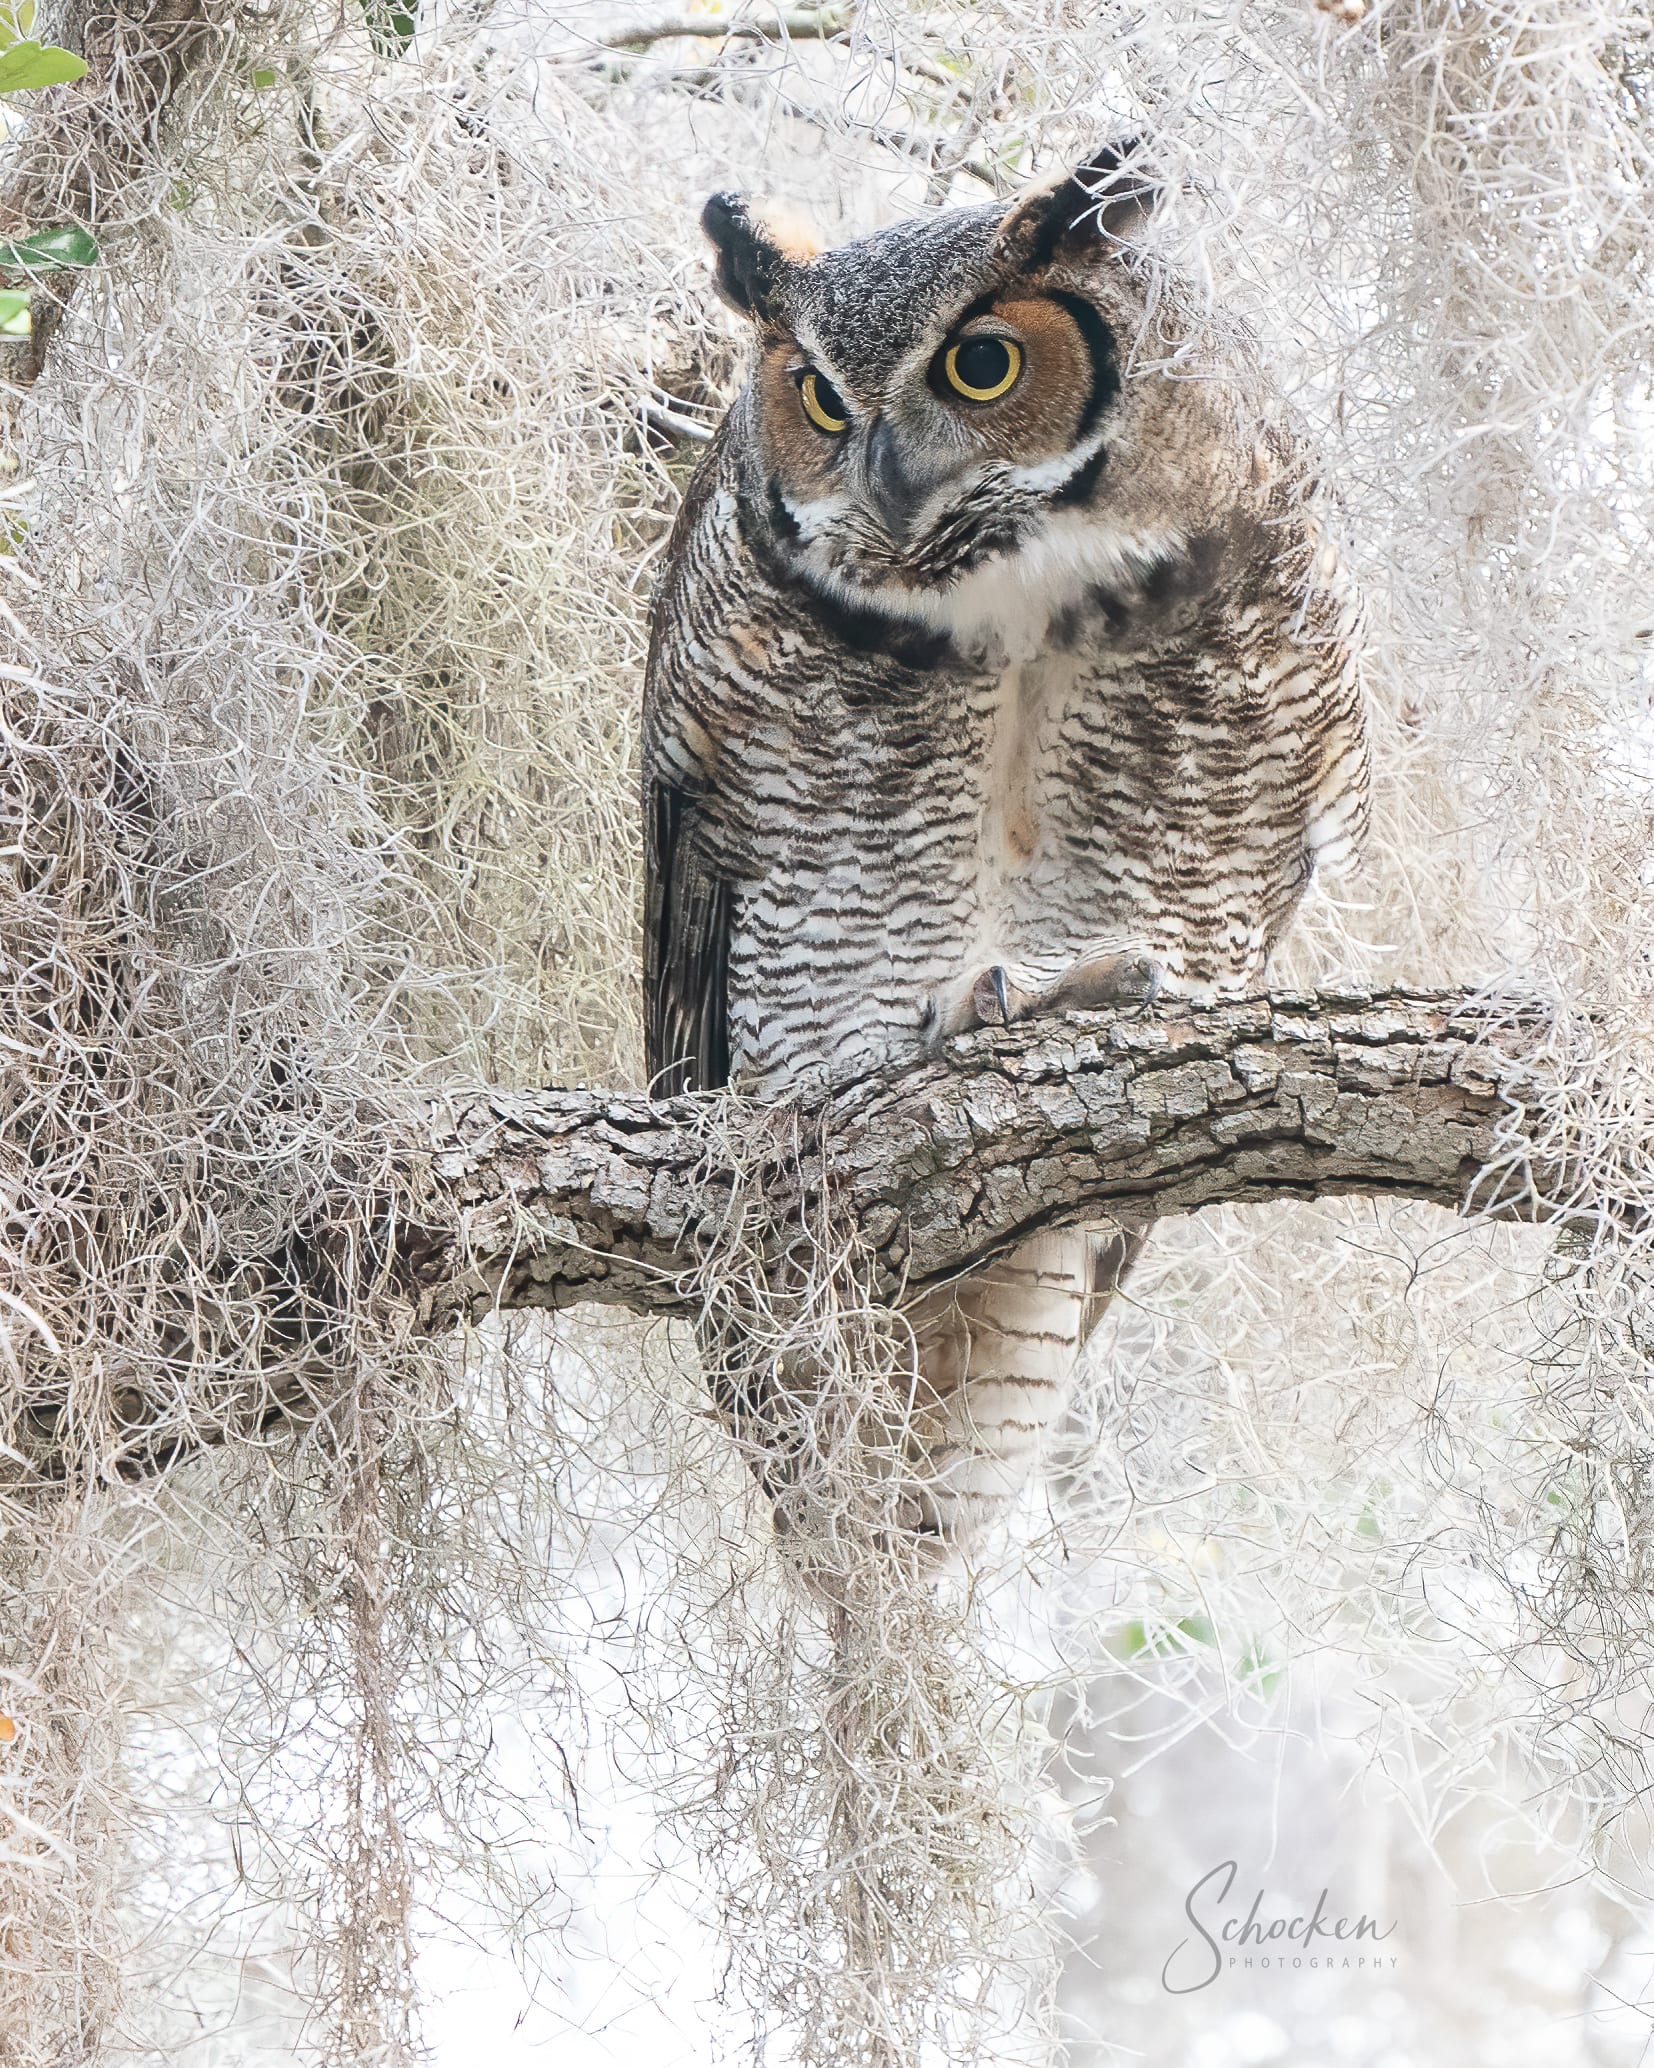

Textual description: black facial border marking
[738,478,959,673]
[765,473,801,543]
[1046,291,1121,438]
[1052,444,1108,510]
[928,290,1119,503]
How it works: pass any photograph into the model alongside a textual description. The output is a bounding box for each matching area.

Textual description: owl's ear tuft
[994,140,1161,271]
[701,194,820,321]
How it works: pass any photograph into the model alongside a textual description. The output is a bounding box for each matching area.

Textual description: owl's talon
[975,965,1010,1026]
[943,955,1162,1039]
[1043,951,1166,1016]
[961,965,1040,1031]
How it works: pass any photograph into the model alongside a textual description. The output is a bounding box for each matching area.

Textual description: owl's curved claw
[929,966,1037,1039]
[1044,951,1165,1018]
[942,954,1164,1039]
[966,965,1040,1030]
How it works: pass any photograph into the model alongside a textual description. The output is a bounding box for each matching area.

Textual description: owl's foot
[1044,950,1164,1014]
[947,952,1164,1034]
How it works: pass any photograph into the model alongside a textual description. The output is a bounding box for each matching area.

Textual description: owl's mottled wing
[644,774,731,1094]
[642,443,741,1095]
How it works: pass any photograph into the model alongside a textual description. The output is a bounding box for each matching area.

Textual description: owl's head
[703,145,1266,656]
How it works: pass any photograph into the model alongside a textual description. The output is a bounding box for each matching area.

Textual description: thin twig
[644,397,715,443]
[584,6,850,57]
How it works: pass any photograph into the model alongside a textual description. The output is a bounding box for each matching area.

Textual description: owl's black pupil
[812,373,846,420]
[954,337,1011,391]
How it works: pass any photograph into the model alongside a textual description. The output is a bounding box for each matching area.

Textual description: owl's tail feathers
[1082,1224,1149,1348]
[902,1223,1145,1545]
[699,1221,1144,1575]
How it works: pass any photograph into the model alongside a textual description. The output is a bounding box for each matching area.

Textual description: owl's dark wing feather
[645,776,732,1094]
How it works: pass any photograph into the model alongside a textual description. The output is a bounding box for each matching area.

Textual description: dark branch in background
[573,14,1003,192]
[594,7,852,53]
[413,988,1588,1333]
[642,395,715,443]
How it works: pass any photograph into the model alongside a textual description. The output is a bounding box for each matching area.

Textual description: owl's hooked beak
[865,415,940,542]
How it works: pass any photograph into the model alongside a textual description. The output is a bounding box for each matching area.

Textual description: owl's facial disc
[756,290,1121,611]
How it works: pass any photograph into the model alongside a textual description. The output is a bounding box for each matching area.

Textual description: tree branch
[415,987,1588,1332]
[592,7,851,52]
[32,987,1595,1488]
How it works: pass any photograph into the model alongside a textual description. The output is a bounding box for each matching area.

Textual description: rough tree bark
[411,988,1587,1332]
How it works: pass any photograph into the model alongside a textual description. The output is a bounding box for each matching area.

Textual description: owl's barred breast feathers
[643,146,1370,1545]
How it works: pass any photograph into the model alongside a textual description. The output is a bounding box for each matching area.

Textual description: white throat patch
[780,484,1189,664]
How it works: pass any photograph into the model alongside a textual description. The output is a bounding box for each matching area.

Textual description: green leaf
[251,65,277,88]
[359,0,416,56]
[0,1,37,52]
[1112,1613,1217,1663]
[1239,1643,1284,1698]
[1113,1618,1149,1659]
[0,39,87,91]
[0,224,97,272]
[0,289,30,335]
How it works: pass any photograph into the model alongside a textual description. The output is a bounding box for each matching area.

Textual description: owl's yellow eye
[942,336,1023,403]
[799,369,849,433]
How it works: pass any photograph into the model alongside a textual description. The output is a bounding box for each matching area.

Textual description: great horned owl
[644,145,1369,1544]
